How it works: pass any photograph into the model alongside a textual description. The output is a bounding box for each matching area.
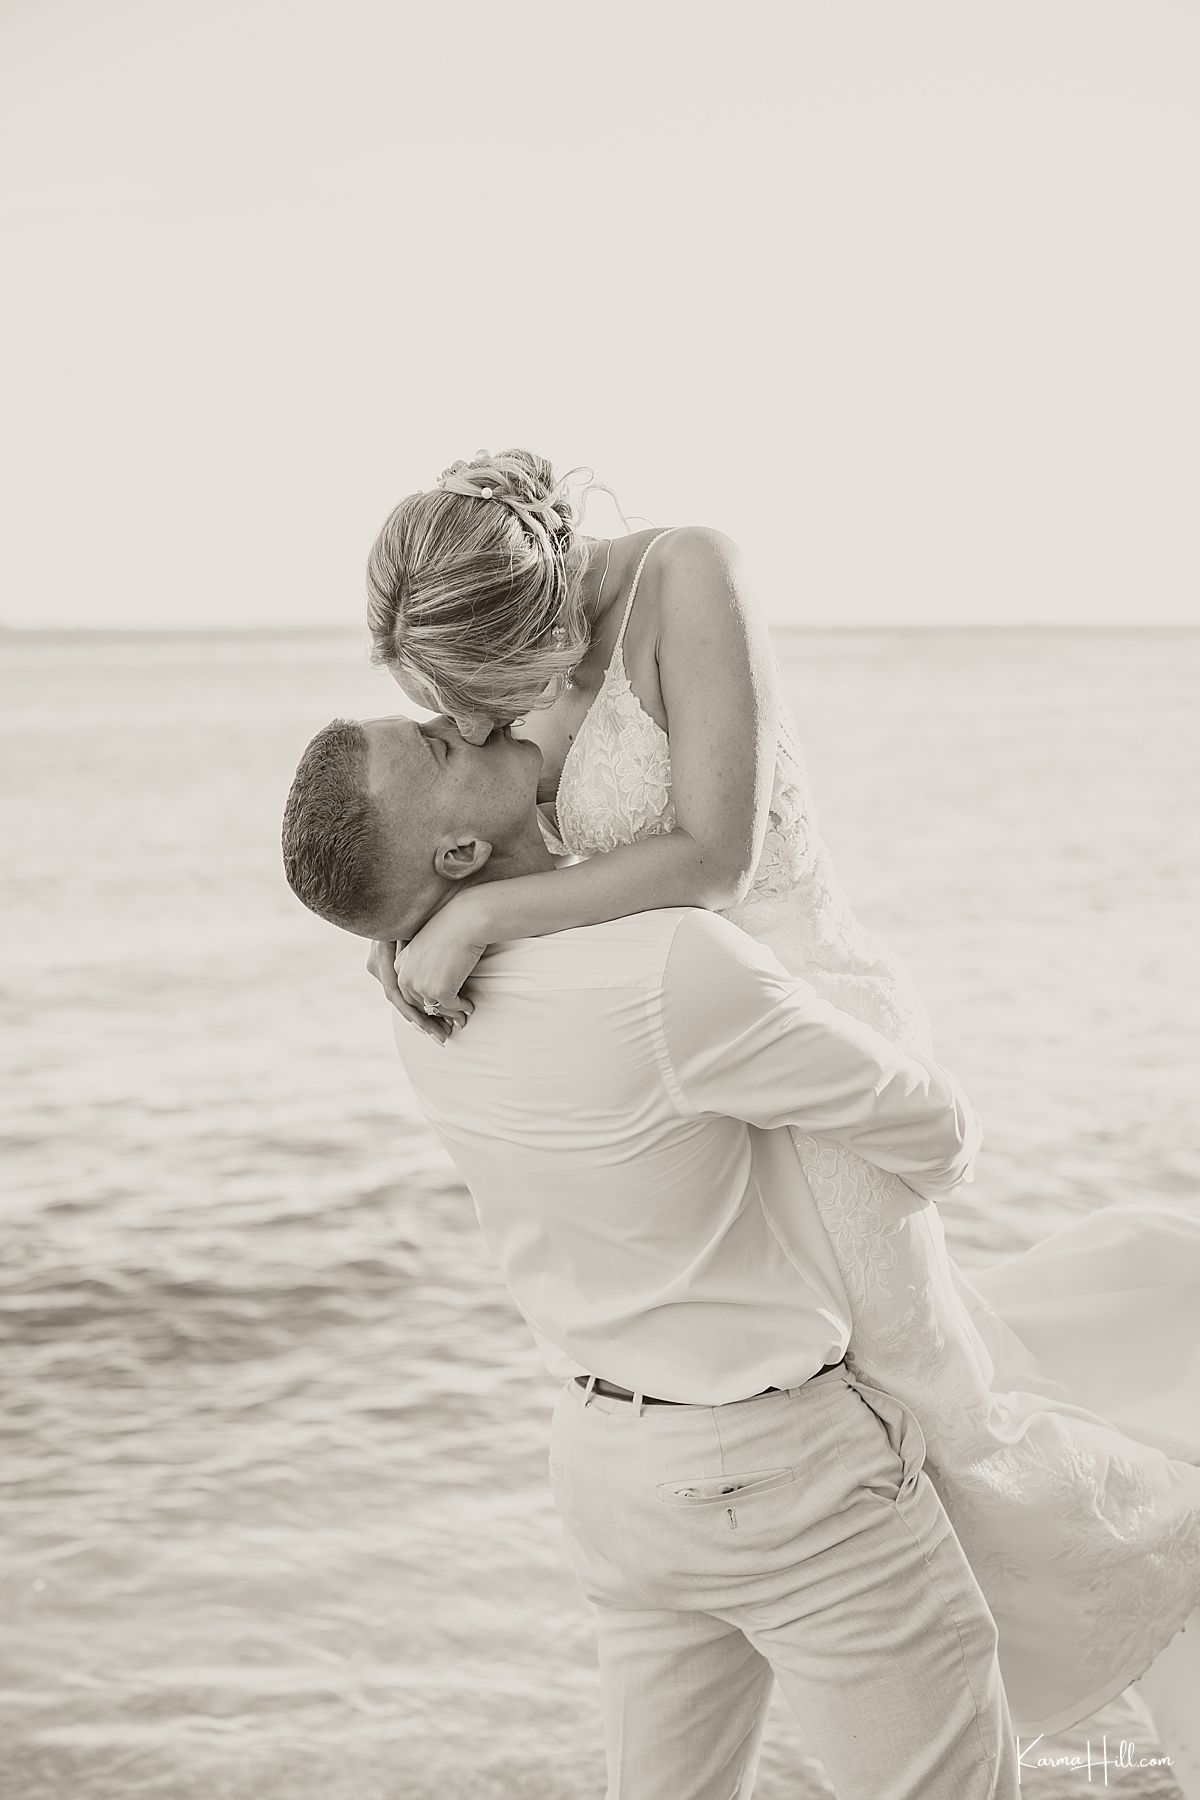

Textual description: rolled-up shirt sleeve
[655,911,981,1201]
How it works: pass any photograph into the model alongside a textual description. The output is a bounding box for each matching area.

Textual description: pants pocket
[844,1376,928,1503]
[655,1466,798,1506]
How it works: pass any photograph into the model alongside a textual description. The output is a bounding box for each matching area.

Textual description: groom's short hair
[282,719,386,931]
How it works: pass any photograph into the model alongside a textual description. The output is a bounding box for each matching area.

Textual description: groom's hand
[366,939,454,1044]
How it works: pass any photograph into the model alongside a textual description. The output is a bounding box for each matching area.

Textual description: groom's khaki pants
[548,1362,1019,1800]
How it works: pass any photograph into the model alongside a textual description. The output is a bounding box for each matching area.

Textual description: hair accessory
[480,487,494,498]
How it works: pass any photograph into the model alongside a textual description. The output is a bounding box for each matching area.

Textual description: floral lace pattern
[550,660,676,859]
[540,621,1200,1734]
[793,1133,1200,1728]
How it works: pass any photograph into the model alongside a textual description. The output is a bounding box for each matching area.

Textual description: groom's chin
[510,732,544,784]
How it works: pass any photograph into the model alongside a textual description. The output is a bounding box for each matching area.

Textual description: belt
[572,1355,846,1406]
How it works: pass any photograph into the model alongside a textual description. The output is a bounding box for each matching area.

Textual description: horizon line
[3,622,1198,642]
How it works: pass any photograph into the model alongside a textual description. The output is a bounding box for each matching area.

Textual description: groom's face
[363,713,542,915]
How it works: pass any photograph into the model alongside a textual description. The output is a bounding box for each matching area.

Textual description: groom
[282,712,1020,1800]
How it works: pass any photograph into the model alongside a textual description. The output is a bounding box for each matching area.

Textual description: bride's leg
[1131,1608,1200,1798]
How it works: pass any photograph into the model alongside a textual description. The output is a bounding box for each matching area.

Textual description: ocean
[2,626,1197,1799]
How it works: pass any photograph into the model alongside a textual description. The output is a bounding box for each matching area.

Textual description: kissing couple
[282,448,1200,1799]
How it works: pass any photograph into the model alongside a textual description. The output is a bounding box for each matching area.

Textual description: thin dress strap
[613,528,677,652]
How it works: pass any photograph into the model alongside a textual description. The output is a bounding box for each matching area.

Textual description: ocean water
[1,627,1197,1800]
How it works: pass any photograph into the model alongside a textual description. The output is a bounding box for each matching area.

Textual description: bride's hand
[397,898,484,1034]
[367,899,483,1042]
[366,939,450,1041]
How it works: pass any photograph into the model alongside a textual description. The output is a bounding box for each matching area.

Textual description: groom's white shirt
[393,907,980,1405]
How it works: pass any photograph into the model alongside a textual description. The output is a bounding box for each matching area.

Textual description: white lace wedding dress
[539,529,1200,1743]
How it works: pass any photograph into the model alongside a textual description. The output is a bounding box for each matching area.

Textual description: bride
[363,447,1200,1785]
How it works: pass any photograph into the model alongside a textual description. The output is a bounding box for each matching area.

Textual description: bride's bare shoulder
[659,525,751,589]
[660,524,742,567]
[655,526,763,634]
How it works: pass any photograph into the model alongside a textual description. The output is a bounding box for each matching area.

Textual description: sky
[2,0,1198,629]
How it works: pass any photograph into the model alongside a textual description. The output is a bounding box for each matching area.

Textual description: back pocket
[656,1466,797,1506]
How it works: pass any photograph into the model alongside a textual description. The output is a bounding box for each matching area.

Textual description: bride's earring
[551,625,578,688]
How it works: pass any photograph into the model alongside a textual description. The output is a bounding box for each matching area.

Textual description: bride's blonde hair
[367,448,622,721]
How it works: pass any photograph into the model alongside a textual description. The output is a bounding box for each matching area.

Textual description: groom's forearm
[664,971,981,1195]
[659,912,983,1198]
[883,1075,981,1200]
[780,1031,982,1199]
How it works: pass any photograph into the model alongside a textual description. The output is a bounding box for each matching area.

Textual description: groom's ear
[433,833,493,883]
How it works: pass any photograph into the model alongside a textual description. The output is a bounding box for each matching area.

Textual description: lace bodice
[538,528,930,1050]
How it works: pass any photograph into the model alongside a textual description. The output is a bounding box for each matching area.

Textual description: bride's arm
[487,531,781,912]
[391,528,783,1020]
